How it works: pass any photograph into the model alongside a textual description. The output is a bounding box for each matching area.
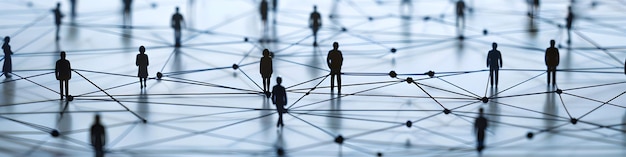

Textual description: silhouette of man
[260,49,273,94]
[487,42,502,87]
[527,0,540,16]
[171,7,185,47]
[566,6,573,44]
[545,40,560,85]
[327,42,343,93]
[2,36,13,77]
[69,0,77,18]
[260,0,268,26]
[122,0,133,27]
[136,46,149,88]
[309,5,322,46]
[90,114,106,157]
[272,77,287,128]
[474,108,488,153]
[55,51,72,100]
[272,0,278,11]
[52,2,64,41]
[455,0,465,36]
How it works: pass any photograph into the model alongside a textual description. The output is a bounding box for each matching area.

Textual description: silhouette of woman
[136,46,149,88]
[2,36,13,77]
[260,49,273,94]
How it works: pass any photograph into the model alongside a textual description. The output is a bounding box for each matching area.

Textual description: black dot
[556,89,563,94]
[406,77,414,84]
[335,135,344,144]
[390,48,397,53]
[232,64,239,70]
[51,130,60,137]
[389,71,397,78]
[405,120,412,128]
[526,132,534,139]
[443,109,451,114]
[156,72,163,79]
[570,118,578,125]
[481,97,488,103]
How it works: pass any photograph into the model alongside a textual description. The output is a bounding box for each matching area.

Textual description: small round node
[458,35,465,40]
[389,71,397,78]
[406,77,414,84]
[156,72,163,79]
[329,14,335,18]
[264,91,271,98]
[341,27,347,32]
[67,95,74,101]
[483,29,488,35]
[405,120,412,128]
[151,3,157,8]
[368,17,374,21]
[305,92,310,95]
[526,132,534,139]
[277,148,285,156]
[377,152,383,157]
[51,130,60,137]
[423,16,431,21]
[232,64,239,70]
[142,119,148,123]
[443,109,451,114]
[334,135,344,144]
[426,71,435,78]
[481,97,488,103]
[390,48,397,53]
[244,37,249,42]
[570,118,578,125]
[556,89,563,94]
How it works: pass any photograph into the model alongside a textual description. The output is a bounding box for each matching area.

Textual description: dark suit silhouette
[474,108,488,153]
[327,42,343,93]
[487,42,502,87]
[136,46,149,88]
[90,115,106,157]
[566,6,573,43]
[171,7,185,47]
[260,0,268,25]
[52,3,64,41]
[545,40,559,85]
[260,49,273,92]
[55,51,72,100]
[309,6,322,46]
[272,77,287,128]
[2,36,13,77]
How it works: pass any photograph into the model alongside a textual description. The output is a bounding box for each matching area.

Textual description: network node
[388,71,397,78]
[423,16,430,21]
[556,89,563,94]
[334,135,344,144]
[526,132,534,139]
[426,71,435,78]
[232,64,239,70]
[570,118,578,125]
[277,148,285,156]
[264,91,271,98]
[244,37,249,42]
[458,35,464,40]
[481,97,488,103]
[142,119,148,123]
[156,72,163,79]
[483,29,488,35]
[390,48,397,53]
[443,109,451,114]
[368,17,374,21]
[377,152,383,157]
[305,92,310,95]
[405,120,412,128]
[341,27,347,32]
[405,77,414,84]
[66,95,74,101]
[50,130,60,137]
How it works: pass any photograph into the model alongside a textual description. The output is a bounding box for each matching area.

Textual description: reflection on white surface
[0,0,625,156]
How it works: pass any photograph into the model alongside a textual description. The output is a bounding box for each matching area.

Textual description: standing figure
[171,7,185,47]
[260,49,273,94]
[565,6,574,44]
[52,2,64,41]
[136,46,149,88]
[2,36,13,77]
[260,0,269,26]
[486,42,503,87]
[90,114,107,157]
[455,0,466,37]
[474,108,488,153]
[545,40,560,86]
[309,5,322,46]
[69,0,77,18]
[55,51,72,100]
[272,0,278,12]
[327,42,343,94]
[122,0,133,27]
[399,0,413,18]
[271,77,287,128]
[528,0,540,16]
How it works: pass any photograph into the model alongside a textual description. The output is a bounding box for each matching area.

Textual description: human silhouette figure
[327,42,343,93]
[272,0,278,12]
[2,36,13,77]
[55,51,72,100]
[122,0,133,27]
[399,0,413,19]
[260,49,273,93]
[455,0,466,37]
[486,42,502,87]
[69,0,77,19]
[527,0,540,16]
[52,2,64,41]
[90,114,106,157]
[474,108,488,153]
[309,6,322,46]
[260,0,269,26]
[566,6,574,44]
[545,40,560,85]
[136,46,149,88]
[272,77,287,128]
[171,7,185,47]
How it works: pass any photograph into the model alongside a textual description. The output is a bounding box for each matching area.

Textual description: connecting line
[287,112,336,137]
[0,115,56,134]
[237,68,264,91]
[72,70,147,122]
[556,92,573,119]
[159,48,179,73]
[286,74,329,89]
[496,71,546,95]
[577,91,626,120]
[484,70,491,97]
[15,27,55,52]
[237,45,260,65]
[10,12,49,37]
[290,80,405,110]
[573,30,624,65]
[411,81,448,110]
[0,71,53,84]
[286,75,329,109]
[437,77,481,98]
[10,72,60,94]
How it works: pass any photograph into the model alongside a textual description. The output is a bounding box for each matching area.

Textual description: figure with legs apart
[90,114,106,157]
[474,108,488,153]
[2,36,13,77]
[55,51,71,100]
[171,7,185,47]
[545,40,560,86]
[309,6,322,46]
[486,42,502,87]
[272,77,287,128]
[136,46,149,88]
[260,49,273,96]
[327,42,343,94]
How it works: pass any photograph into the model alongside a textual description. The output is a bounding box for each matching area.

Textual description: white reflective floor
[1,0,625,156]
